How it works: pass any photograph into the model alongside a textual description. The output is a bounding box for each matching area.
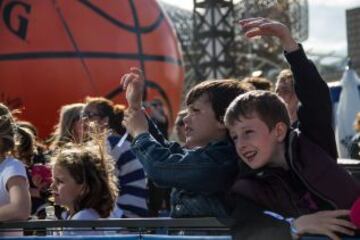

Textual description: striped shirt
[107,135,148,218]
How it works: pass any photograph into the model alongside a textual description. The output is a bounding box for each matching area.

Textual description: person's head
[354,113,360,133]
[184,79,251,148]
[0,103,34,162]
[242,76,273,91]
[52,103,85,148]
[50,142,118,217]
[147,98,167,122]
[275,69,299,123]
[14,125,35,166]
[0,103,16,156]
[174,109,187,144]
[17,120,38,138]
[224,90,290,169]
[150,98,164,111]
[83,97,126,135]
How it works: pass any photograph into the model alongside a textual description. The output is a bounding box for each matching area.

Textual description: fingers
[315,210,355,238]
[121,73,137,90]
[317,209,351,217]
[120,67,144,90]
[324,231,341,240]
[238,17,264,26]
[130,67,143,77]
[239,18,267,30]
[328,218,357,230]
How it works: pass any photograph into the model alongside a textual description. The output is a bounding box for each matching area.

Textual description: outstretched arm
[239,17,337,159]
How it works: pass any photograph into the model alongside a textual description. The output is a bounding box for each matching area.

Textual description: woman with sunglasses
[82,97,148,218]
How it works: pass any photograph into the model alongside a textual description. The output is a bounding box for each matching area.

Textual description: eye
[230,134,238,142]
[55,178,63,184]
[245,130,254,135]
[187,107,198,115]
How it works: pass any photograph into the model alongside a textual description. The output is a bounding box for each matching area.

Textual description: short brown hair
[0,103,15,154]
[185,79,251,122]
[84,97,126,135]
[242,76,273,91]
[224,90,290,130]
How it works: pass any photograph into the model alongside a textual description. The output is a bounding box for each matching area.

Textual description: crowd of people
[0,17,359,240]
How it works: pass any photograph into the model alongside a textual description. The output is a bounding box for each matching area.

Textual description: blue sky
[161,0,360,57]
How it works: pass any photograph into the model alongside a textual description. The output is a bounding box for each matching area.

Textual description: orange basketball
[0,0,184,138]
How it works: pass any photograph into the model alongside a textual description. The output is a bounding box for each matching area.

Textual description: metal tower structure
[192,0,235,81]
[161,0,309,87]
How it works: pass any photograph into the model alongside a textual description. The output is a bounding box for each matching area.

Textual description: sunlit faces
[51,165,83,215]
[82,104,108,131]
[228,113,287,169]
[183,94,227,148]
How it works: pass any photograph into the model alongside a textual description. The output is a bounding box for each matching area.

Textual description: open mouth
[242,151,257,163]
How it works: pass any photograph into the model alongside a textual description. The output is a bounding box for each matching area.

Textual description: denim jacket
[131,132,241,217]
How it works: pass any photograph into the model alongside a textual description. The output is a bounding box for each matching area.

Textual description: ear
[274,122,288,142]
[216,120,227,131]
[80,184,89,196]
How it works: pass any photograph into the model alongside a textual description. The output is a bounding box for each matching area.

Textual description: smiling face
[228,113,287,169]
[51,165,83,215]
[183,94,226,148]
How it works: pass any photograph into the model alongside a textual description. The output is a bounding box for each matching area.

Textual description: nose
[183,113,190,125]
[234,138,247,153]
[49,181,56,192]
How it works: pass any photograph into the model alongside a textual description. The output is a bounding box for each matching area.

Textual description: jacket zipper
[287,133,337,209]
[262,172,302,217]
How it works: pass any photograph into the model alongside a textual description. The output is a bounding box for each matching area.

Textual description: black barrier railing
[0,217,231,233]
[0,218,360,239]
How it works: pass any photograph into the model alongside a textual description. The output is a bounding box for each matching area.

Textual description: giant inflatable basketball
[0,0,184,137]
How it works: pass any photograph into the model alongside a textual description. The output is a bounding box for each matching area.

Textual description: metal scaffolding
[160,0,309,88]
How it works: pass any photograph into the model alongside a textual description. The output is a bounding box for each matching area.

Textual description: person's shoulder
[205,138,234,150]
[1,157,26,170]
[72,209,100,220]
[197,138,239,162]
[352,133,360,142]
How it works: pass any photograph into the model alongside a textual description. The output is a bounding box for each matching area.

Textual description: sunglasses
[81,111,103,120]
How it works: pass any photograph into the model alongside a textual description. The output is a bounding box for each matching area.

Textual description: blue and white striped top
[107,135,149,218]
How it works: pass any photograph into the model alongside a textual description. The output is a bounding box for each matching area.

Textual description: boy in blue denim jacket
[121,71,251,217]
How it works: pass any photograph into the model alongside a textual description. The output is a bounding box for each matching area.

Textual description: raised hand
[120,67,145,110]
[238,17,299,52]
[122,108,149,138]
[294,210,356,240]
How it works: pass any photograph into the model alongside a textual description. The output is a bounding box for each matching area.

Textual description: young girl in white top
[0,103,31,236]
[50,140,118,235]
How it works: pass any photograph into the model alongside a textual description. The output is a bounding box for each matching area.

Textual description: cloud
[309,0,359,8]
[303,38,347,56]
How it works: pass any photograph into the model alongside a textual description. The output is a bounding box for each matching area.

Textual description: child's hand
[120,67,145,110]
[294,210,356,240]
[238,17,299,52]
[122,108,149,138]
